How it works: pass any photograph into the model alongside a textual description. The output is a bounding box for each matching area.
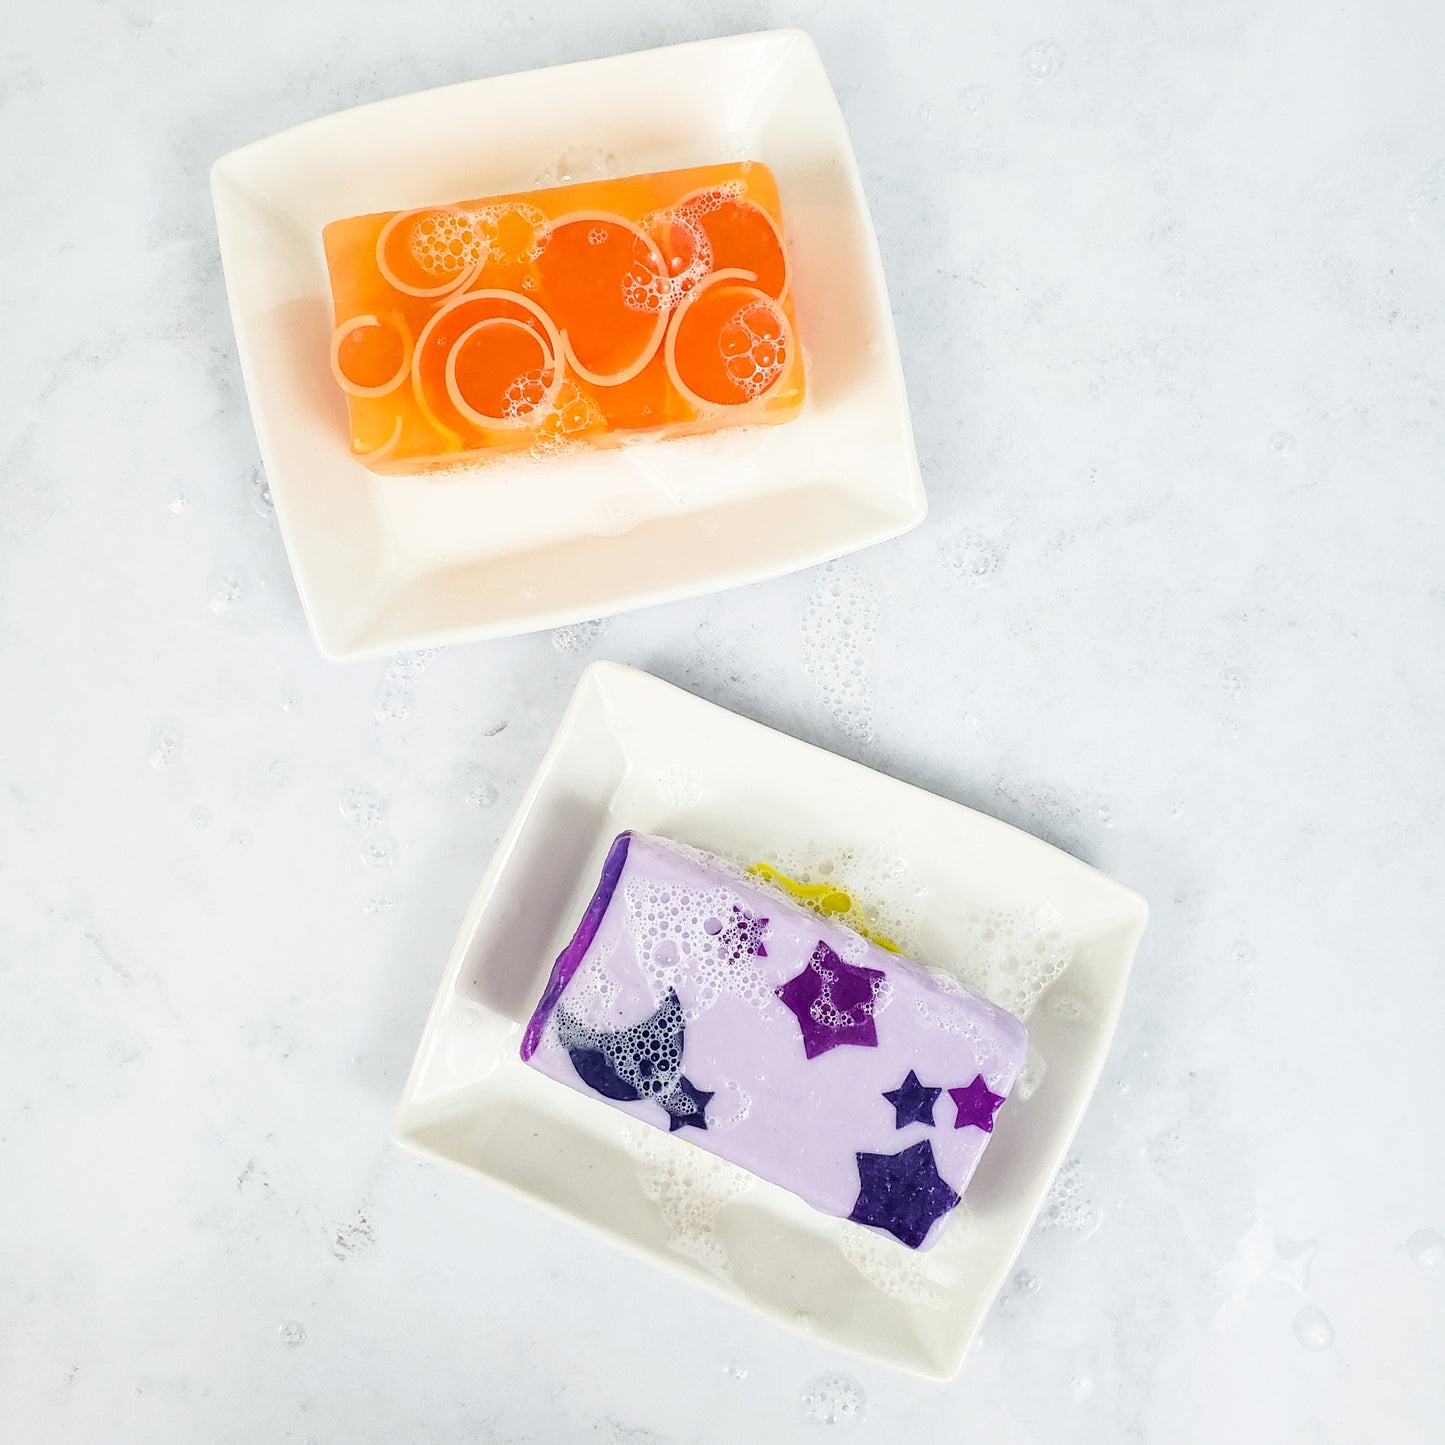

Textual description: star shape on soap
[775,941,887,1059]
[660,1074,713,1132]
[848,1139,961,1249]
[719,904,769,963]
[883,1069,941,1129]
[950,1074,1006,1132]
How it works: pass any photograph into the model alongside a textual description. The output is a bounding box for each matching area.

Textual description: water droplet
[361,831,398,868]
[278,1320,306,1347]
[373,682,411,721]
[1097,803,1113,827]
[250,469,275,519]
[1292,1303,1334,1350]
[168,490,190,515]
[227,827,253,853]
[280,695,297,715]
[1069,1374,1093,1401]
[1231,938,1255,967]
[386,648,443,681]
[520,584,540,602]
[658,767,702,809]
[363,896,394,916]
[1012,1268,1041,1296]
[267,759,290,788]
[1407,1227,1444,1267]
[460,769,498,808]
[189,805,212,828]
[938,531,1004,584]
[147,718,183,771]
[534,145,620,186]
[1023,40,1063,81]
[799,1372,865,1426]
[1268,431,1296,456]
[1405,158,1445,236]
[722,1361,749,1383]
[590,498,639,537]
[1221,669,1245,698]
[551,618,607,652]
[208,567,247,613]
[962,83,990,113]
[339,786,387,831]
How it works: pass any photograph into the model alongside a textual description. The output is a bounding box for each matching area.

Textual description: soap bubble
[339,785,387,831]
[1407,1228,1444,1267]
[1023,41,1063,80]
[1292,1304,1334,1350]
[147,718,183,771]
[551,618,608,652]
[799,1372,865,1426]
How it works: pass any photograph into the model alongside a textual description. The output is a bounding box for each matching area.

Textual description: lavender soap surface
[520,833,1027,1250]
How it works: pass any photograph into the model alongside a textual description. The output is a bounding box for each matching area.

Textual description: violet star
[848,1139,961,1249]
[717,904,769,964]
[883,1069,941,1129]
[949,1074,1006,1132]
[774,941,887,1059]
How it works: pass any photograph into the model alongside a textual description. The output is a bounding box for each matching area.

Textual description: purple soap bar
[521,832,1028,1250]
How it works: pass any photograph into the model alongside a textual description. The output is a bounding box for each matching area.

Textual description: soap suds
[621,1122,752,1277]
[801,562,880,742]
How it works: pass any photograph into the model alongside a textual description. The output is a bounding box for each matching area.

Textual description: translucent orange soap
[322,161,805,473]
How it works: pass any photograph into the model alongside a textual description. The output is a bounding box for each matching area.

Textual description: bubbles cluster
[409,211,486,277]
[533,380,604,449]
[339,784,387,831]
[799,1372,866,1427]
[758,843,927,956]
[1038,1156,1102,1236]
[621,1120,753,1277]
[838,1218,948,1308]
[550,617,608,653]
[501,367,555,420]
[1014,1044,1048,1101]
[657,766,703,809]
[623,878,774,1015]
[386,648,443,681]
[556,989,684,1101]
[950,901,1074,1018]
[939,529,1004,585]
[800,563,882,743]
[147,718,182,771]
[719,299,788,398]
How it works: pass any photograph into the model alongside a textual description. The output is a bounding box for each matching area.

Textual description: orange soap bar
[322,161,805,474]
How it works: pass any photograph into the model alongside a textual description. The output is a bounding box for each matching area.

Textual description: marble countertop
[4,2,1443,1441]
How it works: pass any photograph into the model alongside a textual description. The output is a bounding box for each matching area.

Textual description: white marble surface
[4,2,1444,1440]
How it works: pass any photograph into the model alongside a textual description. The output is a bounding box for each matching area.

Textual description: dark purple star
[950,1074,1006,1132]
[774,941,887,1059]
[848,1139,960,1249]
[883,1069,941,1129]
[660,1074,713,1132]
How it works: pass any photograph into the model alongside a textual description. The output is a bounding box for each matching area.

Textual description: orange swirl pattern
[322,161,806,473]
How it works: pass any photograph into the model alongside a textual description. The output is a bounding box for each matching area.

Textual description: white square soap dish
[212,30,924,659]
[396,663,1148,1378]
